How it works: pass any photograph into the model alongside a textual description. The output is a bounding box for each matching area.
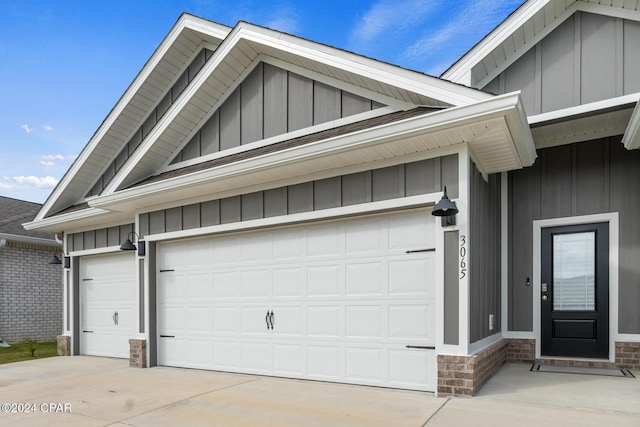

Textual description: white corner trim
[532,212,619,362]
[500,172,509,334]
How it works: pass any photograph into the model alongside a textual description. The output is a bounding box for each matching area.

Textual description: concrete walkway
[0,357,638,426]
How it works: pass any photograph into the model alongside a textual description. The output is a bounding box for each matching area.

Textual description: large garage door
[157,208,437,391]
[80,252,136,358]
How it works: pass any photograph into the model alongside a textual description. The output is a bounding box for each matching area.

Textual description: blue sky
[0,0,524,204]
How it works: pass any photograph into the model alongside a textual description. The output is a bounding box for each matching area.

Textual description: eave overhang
[88,91,535,215]
[529,93,639,149]
[0,233,60,247]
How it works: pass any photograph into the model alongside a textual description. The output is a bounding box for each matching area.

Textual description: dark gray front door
[541,223,609,358]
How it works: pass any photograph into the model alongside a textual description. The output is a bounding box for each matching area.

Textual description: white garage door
[80,252,136,358]
[157,208,437,391]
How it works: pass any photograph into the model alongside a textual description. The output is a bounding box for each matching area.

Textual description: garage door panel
[273,343,304,375]
[159,337,186,366]
[308,265,341,296]
[212,341,240,369]
[212,271,240,298]
[242,342,271,372]
[389,257,434,295]
[346,306,383,338]
[213,307,240,333]
[346,347,383,381]
[345,262,383,295]
[158,208,436,392]
[389,304,434,342]
[241,269,271,297]
[308,345,342,379]
[307,305,341,337]
[273,267,304,297]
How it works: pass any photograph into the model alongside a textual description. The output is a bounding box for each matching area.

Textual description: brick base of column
[615,342,640,369]
[56,335,71,356]
[437,339,507,397]
[506,338,535,363]
[129,339,147,368]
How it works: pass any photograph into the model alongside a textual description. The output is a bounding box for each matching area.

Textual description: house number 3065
[459,235,467,279]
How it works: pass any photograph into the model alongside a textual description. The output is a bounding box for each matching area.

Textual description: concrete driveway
[0,356,638,426]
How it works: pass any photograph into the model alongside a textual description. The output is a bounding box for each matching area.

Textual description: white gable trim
[443,0,640,89]
[623,96,640,150]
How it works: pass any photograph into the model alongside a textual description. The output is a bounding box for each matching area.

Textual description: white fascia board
[529,93,639,125]
[0,233,60,247]
[23,206,129,234]
[91,92,530,213]
[36,16,230,223]
[238,26,491,105]
[442,0,555,83]
[623,96,640,150]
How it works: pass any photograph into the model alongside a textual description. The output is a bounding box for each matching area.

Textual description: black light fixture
[432,186,458,226]
[120,231,145,256]
[48,254,71,268]
[48,255,62,265]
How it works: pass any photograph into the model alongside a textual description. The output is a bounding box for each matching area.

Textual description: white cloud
[44,125,54,131]
[263,4,301,34]
[39,161,55,167]
[39,154,77,167]
[11,176,58,188]
[349,0,441,48]
[41,154,65,161]
[21,124,32,133]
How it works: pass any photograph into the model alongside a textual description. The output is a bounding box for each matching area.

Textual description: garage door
[80,252,136,358]
[157,208,437,391]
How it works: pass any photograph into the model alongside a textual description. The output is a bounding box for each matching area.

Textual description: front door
[541,223,609,358]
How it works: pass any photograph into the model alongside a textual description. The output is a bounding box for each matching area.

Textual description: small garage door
[80,252,136,358]
[157,208,437,391]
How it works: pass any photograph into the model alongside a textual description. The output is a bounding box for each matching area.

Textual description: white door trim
[532,212,619,361]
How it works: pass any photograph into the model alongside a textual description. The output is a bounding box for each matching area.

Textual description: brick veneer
[56,335,71,356]
[616,342,640,369]
[437,339,508,397]
[507,338,535,363]
[0,241,62,342]
[129,339,147,368]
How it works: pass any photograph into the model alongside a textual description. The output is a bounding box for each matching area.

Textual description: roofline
[35,14,232,222]
[0,233,60,247]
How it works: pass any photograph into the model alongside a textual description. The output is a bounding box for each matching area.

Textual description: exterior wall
[170,62,384,166]
[469,162,501,343]
[67,223,135,252]
[483,12,640,114]
[0,241,62,342]
[508,137,640,334]
[139,155,459,237]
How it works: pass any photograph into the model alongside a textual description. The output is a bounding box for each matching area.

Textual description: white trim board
[532,212,619,362]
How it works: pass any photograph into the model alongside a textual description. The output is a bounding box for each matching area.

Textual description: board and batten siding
[67,224,135,252]
[482,12,640,115]
[469,162,502,344]
[170,62,384,165]
[508,137,640,334]
[139,155,458,237]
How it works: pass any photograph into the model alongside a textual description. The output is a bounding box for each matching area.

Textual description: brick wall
[507,338,535,363]
[437,340,508,397]
[615,342,640,369]
[0,241,62,342]
[129,339,147,368]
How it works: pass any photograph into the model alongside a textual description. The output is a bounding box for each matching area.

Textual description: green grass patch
[0,341,58,365]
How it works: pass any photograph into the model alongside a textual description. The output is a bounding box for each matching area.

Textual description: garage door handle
[266,310,274,330]
[269,310,274,330]
[113,312,119,326]
[160,335,175,338]
[405,345,435,350]
[83,330,94,333]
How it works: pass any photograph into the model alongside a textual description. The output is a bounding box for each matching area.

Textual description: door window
[552,232,595,311]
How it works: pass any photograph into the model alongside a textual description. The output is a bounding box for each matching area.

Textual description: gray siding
[484,12,640,114]
[508,137,640,334]
[469,162,502,343]
[170,62,384,164]
[67,224,134,252]
[139,155,458,237]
